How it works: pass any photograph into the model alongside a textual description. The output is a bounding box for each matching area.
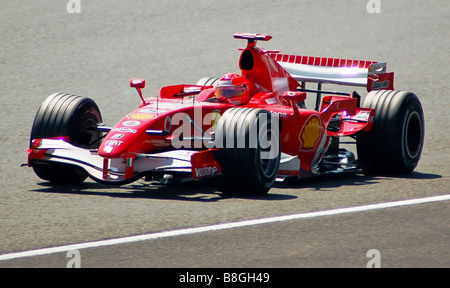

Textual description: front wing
[27,139,221,185]
[27,139,302,185]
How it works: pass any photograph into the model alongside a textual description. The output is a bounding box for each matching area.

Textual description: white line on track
[1,194,449,262]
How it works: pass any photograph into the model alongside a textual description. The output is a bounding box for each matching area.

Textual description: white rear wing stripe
[271,53,389,88]
[280,62,369,87]
[270,53,377,69]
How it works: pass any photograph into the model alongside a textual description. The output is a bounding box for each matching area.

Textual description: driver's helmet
[215,73,252,105]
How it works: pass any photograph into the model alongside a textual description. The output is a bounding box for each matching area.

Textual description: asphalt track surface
[0,0,449,269]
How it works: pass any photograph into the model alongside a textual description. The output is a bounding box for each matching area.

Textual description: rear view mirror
[130,79,146,105]
[130,78,146,89]
[281,91,307,102]
[281,91,306,116]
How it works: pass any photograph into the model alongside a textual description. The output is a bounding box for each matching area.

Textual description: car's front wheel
[214,108,280,196]
[30,93,103,184]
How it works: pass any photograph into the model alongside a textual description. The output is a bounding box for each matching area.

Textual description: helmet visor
[215,85,246,98]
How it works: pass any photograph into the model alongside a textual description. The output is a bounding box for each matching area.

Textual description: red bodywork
[28,33,391,185]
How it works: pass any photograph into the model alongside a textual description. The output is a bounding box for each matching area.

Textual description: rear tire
[196,77,220,87]
[214,108,280,196]
[356,90,424,174]
[30,93,103,184]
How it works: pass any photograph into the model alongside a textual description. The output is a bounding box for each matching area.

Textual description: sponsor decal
[128,113,157,120]
[271,111,287,118]
[164,116,172,132]
[299,115,322,151]
[372,80,390,90]
[194,166,219,178]
[103,146,113,153]
[191,150,222,179]
[112,127,137,133]
[111,134,124,139]
[103,139,124,153]
[353,111,370,121]
[104,140,123,146]
[122,120,141,127]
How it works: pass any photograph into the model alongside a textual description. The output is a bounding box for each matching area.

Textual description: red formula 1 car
[27,33,424,196]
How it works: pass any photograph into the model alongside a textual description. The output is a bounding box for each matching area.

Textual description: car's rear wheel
[214,108,280,196]
[356,90,424,174]
[30,93,103,184]
[196,77,220,87]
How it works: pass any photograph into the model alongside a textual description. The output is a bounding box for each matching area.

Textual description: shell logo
[300,115,322,151]
[211,111,221,129]
[128,113,157,120]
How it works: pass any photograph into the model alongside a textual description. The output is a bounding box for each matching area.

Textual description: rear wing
[270,53,394,92]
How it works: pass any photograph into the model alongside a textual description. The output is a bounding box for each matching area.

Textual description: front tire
[30,93,103,184]
[357,90,424,174]
[214,108,280,196]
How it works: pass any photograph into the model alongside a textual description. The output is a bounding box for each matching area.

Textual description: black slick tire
[214,108,280,196]
[357,90,424,174]
[30,93,102,184]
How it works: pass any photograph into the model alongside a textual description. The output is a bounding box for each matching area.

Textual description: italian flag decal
[125,157,134,179]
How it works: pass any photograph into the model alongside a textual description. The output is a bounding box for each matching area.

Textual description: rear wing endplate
[270,53,394,91]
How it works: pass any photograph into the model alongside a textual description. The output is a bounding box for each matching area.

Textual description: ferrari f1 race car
[27,33,424,196]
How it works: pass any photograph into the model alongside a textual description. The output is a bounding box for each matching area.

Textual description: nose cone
[98,114,156,158]
[99,137,130,158]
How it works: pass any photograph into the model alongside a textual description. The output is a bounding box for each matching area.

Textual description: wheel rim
[74,106,102,149]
